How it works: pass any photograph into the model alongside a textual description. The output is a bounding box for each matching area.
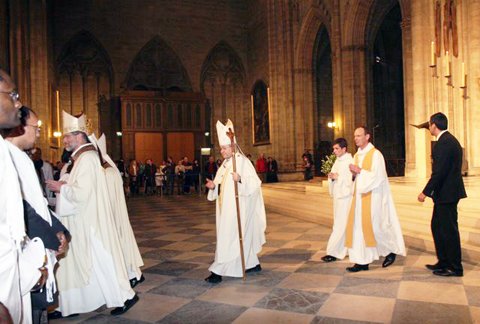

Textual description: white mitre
[216,119,237,147]
[62,110,87,134]
[87,133,98,146]
[90,133,117,170]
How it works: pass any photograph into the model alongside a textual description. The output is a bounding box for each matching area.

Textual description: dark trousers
[431,202,463,272]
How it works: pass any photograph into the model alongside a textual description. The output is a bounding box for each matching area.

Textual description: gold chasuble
[345,148,377,248]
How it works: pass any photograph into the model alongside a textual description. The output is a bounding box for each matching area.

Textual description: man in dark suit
[418,112,467,277]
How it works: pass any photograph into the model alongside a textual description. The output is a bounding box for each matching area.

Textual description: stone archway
[200,41,246,152]
[366,2,406,176]
[56,30,114,133]
[313,26,334,175]
[293,6,332,172]
[342,0,413,176]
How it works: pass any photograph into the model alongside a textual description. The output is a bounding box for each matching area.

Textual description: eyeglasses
[0,90,20,102]
[25,124,41,133]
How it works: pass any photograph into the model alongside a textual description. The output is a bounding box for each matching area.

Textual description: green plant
[320,153,336,175]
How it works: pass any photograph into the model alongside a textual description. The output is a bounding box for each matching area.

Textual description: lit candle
[430,41,436,66]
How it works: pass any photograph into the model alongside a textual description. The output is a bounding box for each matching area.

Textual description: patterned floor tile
[277,273,342,293]
[197,284,271,307]
[148,277,213,299]
[144,261,199,276]
[233,308,314,324]
[465,286,480,307]
[334,276,400,298]
[391,300,472,324]
[318,293,396,323]
[158,300,247,324]
[254,287,329,315]
[397,281,468,305]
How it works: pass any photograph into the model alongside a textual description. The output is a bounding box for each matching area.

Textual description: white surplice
[55,144,134,316]
[6,142,57,304]
[326,152,354,259]
[207,153,267,277]
[0,136,39,324]
[347,143,406,265]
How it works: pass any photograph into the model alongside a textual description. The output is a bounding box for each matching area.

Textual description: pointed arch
[200,41,247,151]
[293,6,332,162]
[200,41,246,92]
[124,36,192,91]
[55,30,114,140]
[57,30,113,81]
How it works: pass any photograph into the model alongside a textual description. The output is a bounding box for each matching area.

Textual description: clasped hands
[45,180,66,193]
[349,164,361,176]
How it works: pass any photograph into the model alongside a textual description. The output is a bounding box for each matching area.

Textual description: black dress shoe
[433,268,463,277]
[346,264,369,272]
[204,272,222,283]
[246,264,262,273]
[130,274,145,288]
[111,294,139,316]
[47,311,63,320]
[425,263,445,271]
[382,253,396,268]
[321,255,338,263]
[48,311,79,320]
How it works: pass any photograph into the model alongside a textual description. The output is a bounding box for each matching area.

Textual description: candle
[430,41,436,66]
[445,51,451,76]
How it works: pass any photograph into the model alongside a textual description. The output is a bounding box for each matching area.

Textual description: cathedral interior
[2,0,480,322]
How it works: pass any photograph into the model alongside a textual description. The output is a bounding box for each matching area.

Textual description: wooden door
[134,132,164,164]
[166,132,194,163]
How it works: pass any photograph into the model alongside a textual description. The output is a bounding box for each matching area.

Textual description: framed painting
[251,80,270,145]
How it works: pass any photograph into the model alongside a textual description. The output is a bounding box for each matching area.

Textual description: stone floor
[54,194,480,323]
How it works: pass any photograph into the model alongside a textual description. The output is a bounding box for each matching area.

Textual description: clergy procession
[0,66,468,322]
[0,68,144,323]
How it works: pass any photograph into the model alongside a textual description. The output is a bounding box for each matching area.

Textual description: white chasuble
[347,143,406,265]
[56,147,134,316]
[207,153,267,277]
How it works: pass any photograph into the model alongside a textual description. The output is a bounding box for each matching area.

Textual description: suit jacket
[422,131,467,204]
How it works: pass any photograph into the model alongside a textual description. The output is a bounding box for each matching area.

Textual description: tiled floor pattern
[55,194,480,323]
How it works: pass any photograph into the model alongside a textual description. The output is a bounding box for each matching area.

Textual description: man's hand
[31,267,48,292]
[205,178,215,190]
[231,172,241,182]
[417,192,426,202]
[45,180,66,193]
[349,164,361,175]
[328,172,338,180]
[56,232,69,256]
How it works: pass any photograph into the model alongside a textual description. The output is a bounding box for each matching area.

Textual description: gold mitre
[216,119,237,147]
[62,110,88,134]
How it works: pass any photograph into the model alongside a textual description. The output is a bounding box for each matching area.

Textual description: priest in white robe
[90,133,144,287]
[322,138,353,262]
[345,127,406,272]
[204,119,267,283]
[46,111,138,317]
[6,106,70,323]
